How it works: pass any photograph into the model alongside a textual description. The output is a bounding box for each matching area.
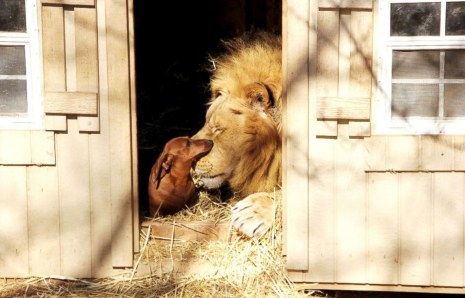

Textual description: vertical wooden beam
[284,0,310,271]
[42,5,67,130]
[127,0,139,254]
[335,124,366,283]
[57,119,92,277]
[106,0,134,268]
[89,0,113,277]
[75,7,100,132]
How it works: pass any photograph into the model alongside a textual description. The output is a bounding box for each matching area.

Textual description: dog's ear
[245,82,274,112]
[151,153,174,189]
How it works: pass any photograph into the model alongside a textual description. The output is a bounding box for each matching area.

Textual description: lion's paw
[231,192,275,238]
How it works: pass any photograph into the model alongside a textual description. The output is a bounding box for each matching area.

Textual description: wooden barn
[283,0,465,294]
[0,0,137,278]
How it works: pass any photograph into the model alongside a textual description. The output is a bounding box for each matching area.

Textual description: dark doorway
[133,0,282,217]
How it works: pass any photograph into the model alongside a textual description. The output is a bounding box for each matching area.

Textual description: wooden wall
[0,0,137,278]
[284,0,465,292]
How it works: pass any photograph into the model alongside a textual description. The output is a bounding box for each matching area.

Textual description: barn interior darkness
[134,0,282,217]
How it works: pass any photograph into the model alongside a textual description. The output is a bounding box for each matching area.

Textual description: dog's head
[151,136,214,188]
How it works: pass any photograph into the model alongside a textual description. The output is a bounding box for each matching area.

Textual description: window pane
[0,46,26,75]
[0,0,26,33]
[445,50,465,79]
[392,50,440,79]
[0,80,27,113]
[392,84,439,117]
[446,2,465,35]
[445,84,465,117]
[391,3,440,36]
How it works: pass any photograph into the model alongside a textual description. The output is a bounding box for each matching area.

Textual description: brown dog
[148,136,213,217]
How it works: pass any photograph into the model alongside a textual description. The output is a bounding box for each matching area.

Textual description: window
[376,0,465,134]
[0,0,42,129]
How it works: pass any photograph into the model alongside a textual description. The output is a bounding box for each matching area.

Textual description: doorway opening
[133,0,282,218]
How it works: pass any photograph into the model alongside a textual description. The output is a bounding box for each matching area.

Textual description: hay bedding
[0,190,316,298]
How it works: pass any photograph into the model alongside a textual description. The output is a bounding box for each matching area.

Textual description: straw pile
[0,189,317,297]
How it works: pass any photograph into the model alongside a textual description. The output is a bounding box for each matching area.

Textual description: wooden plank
[317,96,370,120]
[335,124,366,283]
[42,5,66,93]
[88,0,112,277]
[106,0,134,268]
[317,9,339,98]
[128,0,140,253]
[348,121,370,137]
[399,173,431,286]
[387,136,420,171]
[44,92,98,115]
[366,172,399,285]
[316,120,337,137]
[454,136,465,170]
[0,167,28,276]
[75,7,100,132]
[295,283,465,294]
[308,138,335,281]
[56,119,92,277]
[142,221,230,241]
[338,11,351,97]
[0,131,30,165]
[420,136,454,171]
[365,135,387,171]
[45,115,68,131]
[31,131,55,165]
[350,10,373,98]
[318,0,373,9]
[432,173,464,287]
[27,166,61,276]
[285,0,310,272]
[42,0,95,6]
[64,7,76,92]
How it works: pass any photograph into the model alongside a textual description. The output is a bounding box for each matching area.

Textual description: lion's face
[192,85,281,195]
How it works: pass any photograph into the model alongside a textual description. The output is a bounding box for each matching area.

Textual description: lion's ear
[245,82,274,111]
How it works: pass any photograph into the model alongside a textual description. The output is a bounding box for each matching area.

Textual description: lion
[192,32,282,237]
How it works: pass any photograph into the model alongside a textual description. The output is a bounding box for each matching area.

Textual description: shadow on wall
[134,0,282,217]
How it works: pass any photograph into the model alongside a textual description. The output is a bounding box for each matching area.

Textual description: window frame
[0,0,42,130]
[375,0,465,135]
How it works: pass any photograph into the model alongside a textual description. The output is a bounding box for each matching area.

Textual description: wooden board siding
[0,0,135,278]
[292,169,465,287]
[284,0,465,293]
